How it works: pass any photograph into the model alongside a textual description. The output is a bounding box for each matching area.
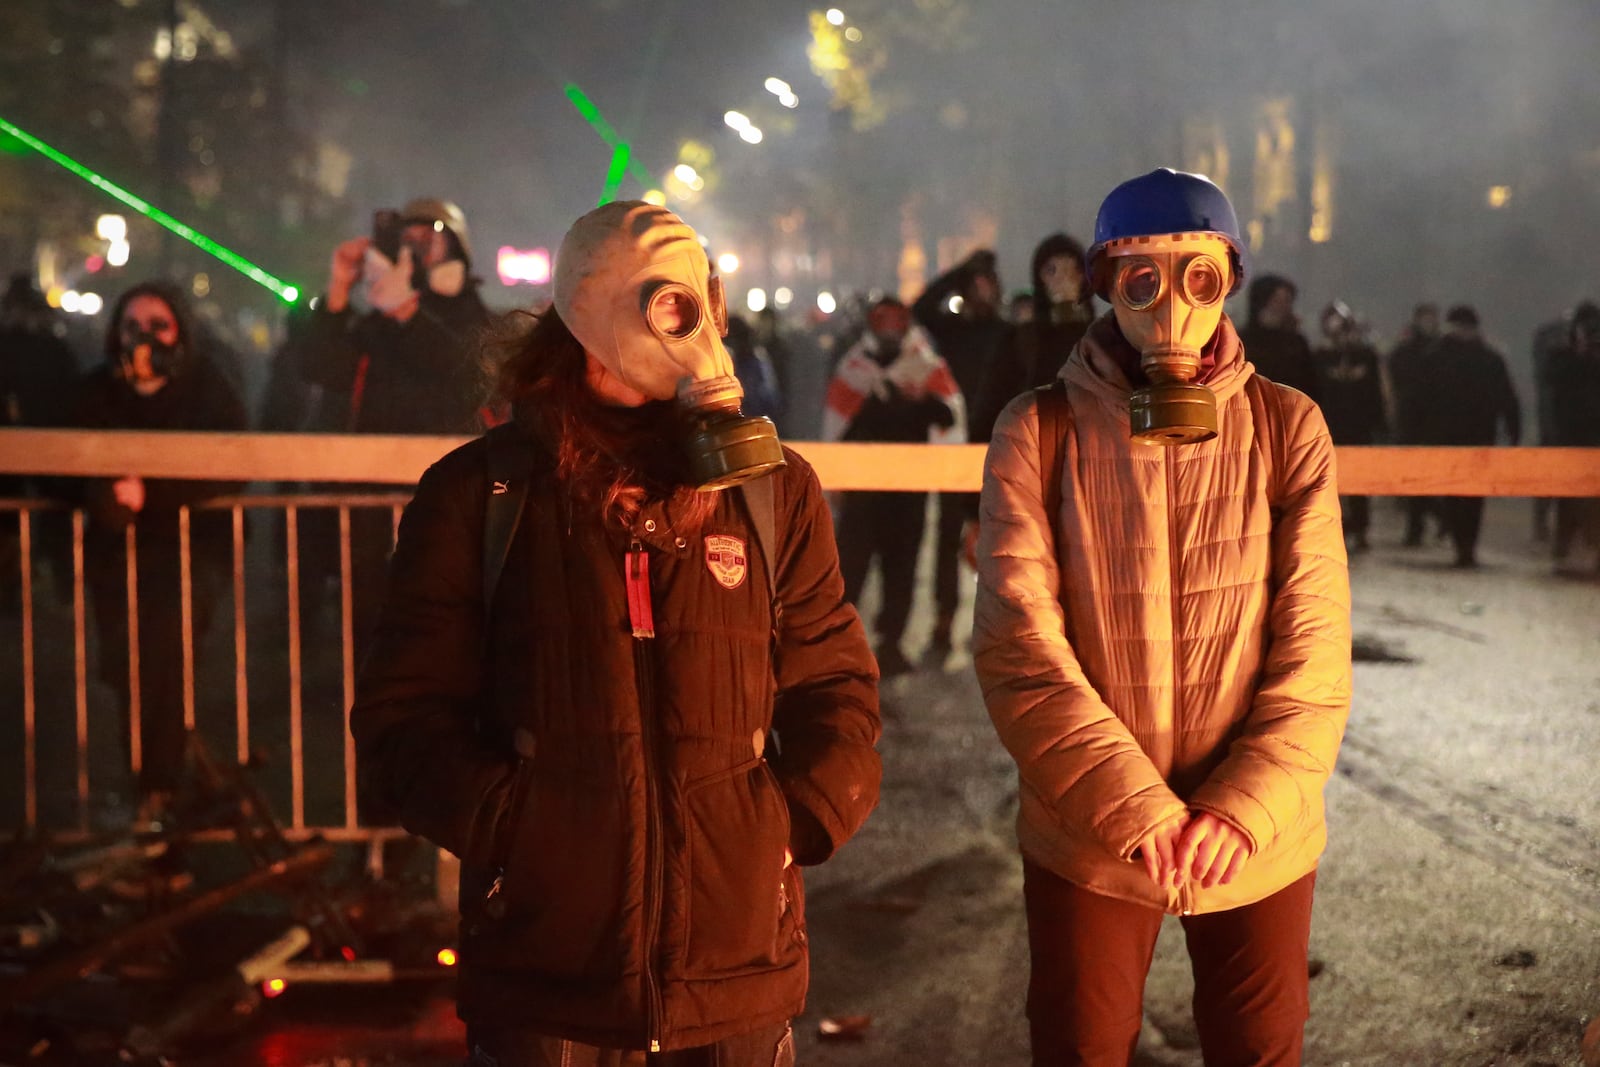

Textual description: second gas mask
[1101,233,1231,444]
[116,330,181,385]
[554,201,785,490]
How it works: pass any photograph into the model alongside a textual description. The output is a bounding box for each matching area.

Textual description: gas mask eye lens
[1182,257,1225,306]
[1117,259,1163,310]
[644,284,703,341]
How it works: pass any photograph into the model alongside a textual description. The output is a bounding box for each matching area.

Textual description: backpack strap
[1035,380,1071,532]
[1244,373,1287,515]
[737,473,780,629]
[482,422,537,614]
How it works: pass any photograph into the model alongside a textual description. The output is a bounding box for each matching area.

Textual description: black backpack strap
[738,473,780,619]
[483,422,537,614]
[1035,380,1071,533]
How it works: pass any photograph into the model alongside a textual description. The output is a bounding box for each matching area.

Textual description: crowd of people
[0,173,1597,1064]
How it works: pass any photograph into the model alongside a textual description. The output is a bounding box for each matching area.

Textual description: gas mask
[1102,233,1231,444]
[116,329,180,387]
[554,201,785,490]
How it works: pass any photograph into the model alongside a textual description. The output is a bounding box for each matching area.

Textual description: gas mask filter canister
[555,201,785,490]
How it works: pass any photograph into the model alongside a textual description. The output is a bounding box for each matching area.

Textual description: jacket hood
[1061,311,1251,411]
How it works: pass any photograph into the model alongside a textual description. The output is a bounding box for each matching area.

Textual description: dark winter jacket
[70,356,248,558]
[1311,341,1387,445]
[912,266,1010,407]
[1386,333,1435,445]
[350,429,881,1050]
[1416,335,1521,446]
[1547,345,1600,447]
[1237,323,1320,402]
[971,307,1094,447]
[292,289,492,434]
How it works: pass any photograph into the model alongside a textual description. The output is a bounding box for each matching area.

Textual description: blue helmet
[1087,168,1246,298]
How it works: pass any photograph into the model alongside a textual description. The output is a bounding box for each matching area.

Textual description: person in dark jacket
[1235,274,1319,401]
[1388,303,1441,546]
[1313,301,1387,551]
[288,198,494,664]
[1,273,82,601]
[351,202,881,1066]
[970,233,1096,448]
[1530,307,1577,542]
[726,314,783,422]
[912,249,1007,657]
[1416,305,1522,567]
[74,281,248,820]
[1547,302,1600,573]
[822,298,960,677]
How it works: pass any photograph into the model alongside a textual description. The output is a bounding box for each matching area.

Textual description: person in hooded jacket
[974,170,1351,1065]
[969,233,1096,448]
[72,281,248,820]
[1234,273,1320,402]
[1388,303,1442,547]
[351,202,880,1066]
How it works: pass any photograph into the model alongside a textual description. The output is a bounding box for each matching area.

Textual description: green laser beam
[599,143,631,207]
[0,116,301,303]
[563,83,661,193]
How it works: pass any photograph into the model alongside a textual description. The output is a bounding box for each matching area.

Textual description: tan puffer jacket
[973,313,1351,915]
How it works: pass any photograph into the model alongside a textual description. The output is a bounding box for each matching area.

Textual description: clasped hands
[1134,811,1251,892]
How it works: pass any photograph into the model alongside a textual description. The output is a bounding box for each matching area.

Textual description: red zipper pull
[626,538,655,639]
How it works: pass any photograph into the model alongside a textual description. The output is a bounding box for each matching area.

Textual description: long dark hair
[492,307,715,529]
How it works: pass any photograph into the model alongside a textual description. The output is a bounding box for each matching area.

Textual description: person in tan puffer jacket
[973,169,1351,1066]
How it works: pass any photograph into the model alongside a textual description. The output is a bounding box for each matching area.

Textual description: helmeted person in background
[1312,301,1387,552]
[288,198,494,663]
[1388,303,1441,547]
[913,248,1007,661]
[351,201,881,1067]
[1548,302,1600,574]
[73,281,248,822]
[1235,273,1320,402]
[822,297,962,677]
[1416,304,1521,568]
[974,169,1351,1066]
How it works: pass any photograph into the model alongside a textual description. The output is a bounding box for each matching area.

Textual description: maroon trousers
[1022,860,1316,1067]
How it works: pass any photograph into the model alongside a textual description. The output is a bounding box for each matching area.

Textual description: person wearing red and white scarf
[822,298,963,677]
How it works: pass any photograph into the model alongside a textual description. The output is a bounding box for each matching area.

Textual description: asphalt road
[6,497,1598,1065]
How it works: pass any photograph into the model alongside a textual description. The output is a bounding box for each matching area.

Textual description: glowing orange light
[437,948,458,967]
[263,978,287,997]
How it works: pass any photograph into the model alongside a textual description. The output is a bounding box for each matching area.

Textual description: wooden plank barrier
[2,429,1597,496]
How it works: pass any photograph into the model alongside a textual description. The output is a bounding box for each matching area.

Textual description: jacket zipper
[1166,451,1189,918]
[627,536,666,1052]
[483,733,537,920]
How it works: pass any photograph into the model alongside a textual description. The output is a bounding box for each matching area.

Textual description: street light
[96,214,127,242]
[826,8,846,26]
[747,288,768,312]
[764,77,792,97]
[738,126,763,144]
[817,291,837,314]
[724,110,751,131]
[717,252,740,274]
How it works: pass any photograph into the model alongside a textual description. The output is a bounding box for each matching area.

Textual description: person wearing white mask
[289,198,494,665]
